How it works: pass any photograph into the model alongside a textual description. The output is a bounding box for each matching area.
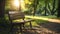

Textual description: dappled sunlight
[13,0,19,7]
[13,19,38,26]
[13,19,21,22]
[2,0,60,34]
[25,0,32,4]
[25,15,60,23]
[25,16,49,20]
[25,22,38,26]
[32,22,39,26]
[8,0,25,10]
[48,19,60,23]
[20,0,25,10]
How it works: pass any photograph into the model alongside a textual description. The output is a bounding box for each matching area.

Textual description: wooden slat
[8,11,25,20]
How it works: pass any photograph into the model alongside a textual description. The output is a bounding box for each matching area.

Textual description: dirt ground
[16,21,60,34]
[0,19,60,34]
[22,22,60,34]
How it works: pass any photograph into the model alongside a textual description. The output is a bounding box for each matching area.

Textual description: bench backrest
[8,11,25,22]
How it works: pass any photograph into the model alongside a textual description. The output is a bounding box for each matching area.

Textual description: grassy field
[4,15,60,27]
[0,15,60,34]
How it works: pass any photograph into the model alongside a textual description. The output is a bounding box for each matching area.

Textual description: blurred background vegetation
[5,0,58,16]
[0,0,60,34]
[0,0,60,26]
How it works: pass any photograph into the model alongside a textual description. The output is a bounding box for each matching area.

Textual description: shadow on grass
[0,18,60,34]
[36,19,60,33]
[22,19,60,34]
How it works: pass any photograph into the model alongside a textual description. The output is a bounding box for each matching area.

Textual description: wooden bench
[8,11,33,33]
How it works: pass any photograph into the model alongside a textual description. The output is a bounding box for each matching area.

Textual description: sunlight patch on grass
[13,19,24,22]
[25,15,60,23]
[25,21,38,27]
[32,22,39,26]
[12,19,38,26]
[25,16,49,20]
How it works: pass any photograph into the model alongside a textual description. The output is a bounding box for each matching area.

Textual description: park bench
[8,11,33,32]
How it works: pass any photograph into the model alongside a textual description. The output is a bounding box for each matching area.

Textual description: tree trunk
[0,0,5,23]
[57,0,60,17]
[44,0,47,16]
[33,0,39,16]
[51,0,56,15]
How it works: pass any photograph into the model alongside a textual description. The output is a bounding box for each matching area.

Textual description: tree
[33,0,40,16]
[57,0,60,17]
[44,0,47,16]
[0,0,5,23]
[51,0,56,15]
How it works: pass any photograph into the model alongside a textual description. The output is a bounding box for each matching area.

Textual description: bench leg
[9,25,14,34]
[22,23,25,29]
[20,24,22,33]
[30,21,32,29]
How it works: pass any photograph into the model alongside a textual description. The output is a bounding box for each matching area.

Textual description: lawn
[5,15,60,27]
[0,15,60,34]
[5,15,56,26]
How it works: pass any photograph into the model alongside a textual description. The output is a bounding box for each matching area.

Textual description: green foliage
[5,0,58,16]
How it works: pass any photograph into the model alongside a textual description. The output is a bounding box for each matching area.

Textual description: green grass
[0,15,59,34]
[25,15,58,19]
[25,15,60,26]
[5,15,60,26]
